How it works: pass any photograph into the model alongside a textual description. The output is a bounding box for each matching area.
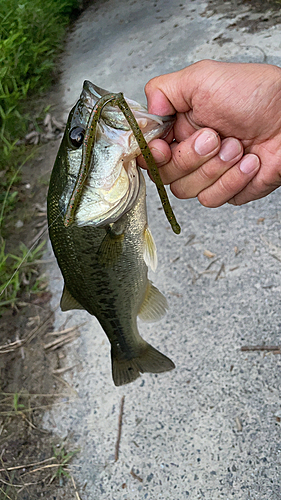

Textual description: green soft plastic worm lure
[64,92,181,235]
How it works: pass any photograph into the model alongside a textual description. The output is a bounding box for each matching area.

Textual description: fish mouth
[74,81,175,227]
[82,81,176,135]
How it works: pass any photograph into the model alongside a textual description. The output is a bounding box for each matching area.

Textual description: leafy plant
[0,0,80,136]
[50,445,79,485]
[0,0,80,169]
[12,392,26,413]
[0,0,81,311]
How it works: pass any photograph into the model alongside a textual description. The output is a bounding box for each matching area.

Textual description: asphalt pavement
[44,1,281,498]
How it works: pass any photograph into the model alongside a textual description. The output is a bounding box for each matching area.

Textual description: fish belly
[48,171,175,385]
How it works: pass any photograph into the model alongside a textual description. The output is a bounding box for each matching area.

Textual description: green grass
[0,0,81,183]
[0,0,80,143]
[0,0,82,312]
[50,445,79,485]
[0,238,47,309]
[12,392,26,413]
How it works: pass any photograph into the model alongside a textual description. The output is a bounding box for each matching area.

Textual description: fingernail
[240,154,260,174]
[194,130,219,156]
[219,138,242,162]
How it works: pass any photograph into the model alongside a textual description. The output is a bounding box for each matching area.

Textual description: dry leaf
[203,249,216,258]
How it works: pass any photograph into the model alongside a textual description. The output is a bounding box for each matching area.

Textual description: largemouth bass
[47,81,175,386]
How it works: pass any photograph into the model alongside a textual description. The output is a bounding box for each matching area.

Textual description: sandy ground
[10,0,281,498]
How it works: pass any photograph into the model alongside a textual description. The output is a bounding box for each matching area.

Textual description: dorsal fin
[138,280,168,322]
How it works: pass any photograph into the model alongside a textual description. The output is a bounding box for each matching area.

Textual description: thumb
[145,88,177,116]
[145,66,197,115]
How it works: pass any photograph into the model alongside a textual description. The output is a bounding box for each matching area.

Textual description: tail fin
[111,342,175,386]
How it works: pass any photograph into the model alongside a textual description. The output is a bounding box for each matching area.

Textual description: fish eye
[69,126,85,148]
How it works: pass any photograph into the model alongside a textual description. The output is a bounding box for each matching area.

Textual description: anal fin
[60,285,84,311]
[138,280,168,322]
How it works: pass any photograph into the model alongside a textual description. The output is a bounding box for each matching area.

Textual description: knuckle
[170,180,189,199]
[145,77,159,94]
[144,80,153,94]
[216,174,236,196]
[197,191,221,208]
[171,146,192,174]
[197,162,219,183]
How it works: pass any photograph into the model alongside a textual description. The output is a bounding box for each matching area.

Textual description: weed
[0,0,80,147]
[0,238,46,311]
[0,434,80,498]
[50,445,79,485]
[0,391,30,419]
[12,393,26,414]
[0,471,17,500]
[0,0,81,312]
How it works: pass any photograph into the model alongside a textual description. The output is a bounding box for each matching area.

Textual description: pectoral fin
[60,285,84,311]
[97,224,125,267]
[143,226,157,271]
[138,280,168,322]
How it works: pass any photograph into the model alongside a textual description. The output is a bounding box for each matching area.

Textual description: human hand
[138,60,281,206]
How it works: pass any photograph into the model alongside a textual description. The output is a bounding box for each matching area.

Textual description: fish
[47,81,176,386]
